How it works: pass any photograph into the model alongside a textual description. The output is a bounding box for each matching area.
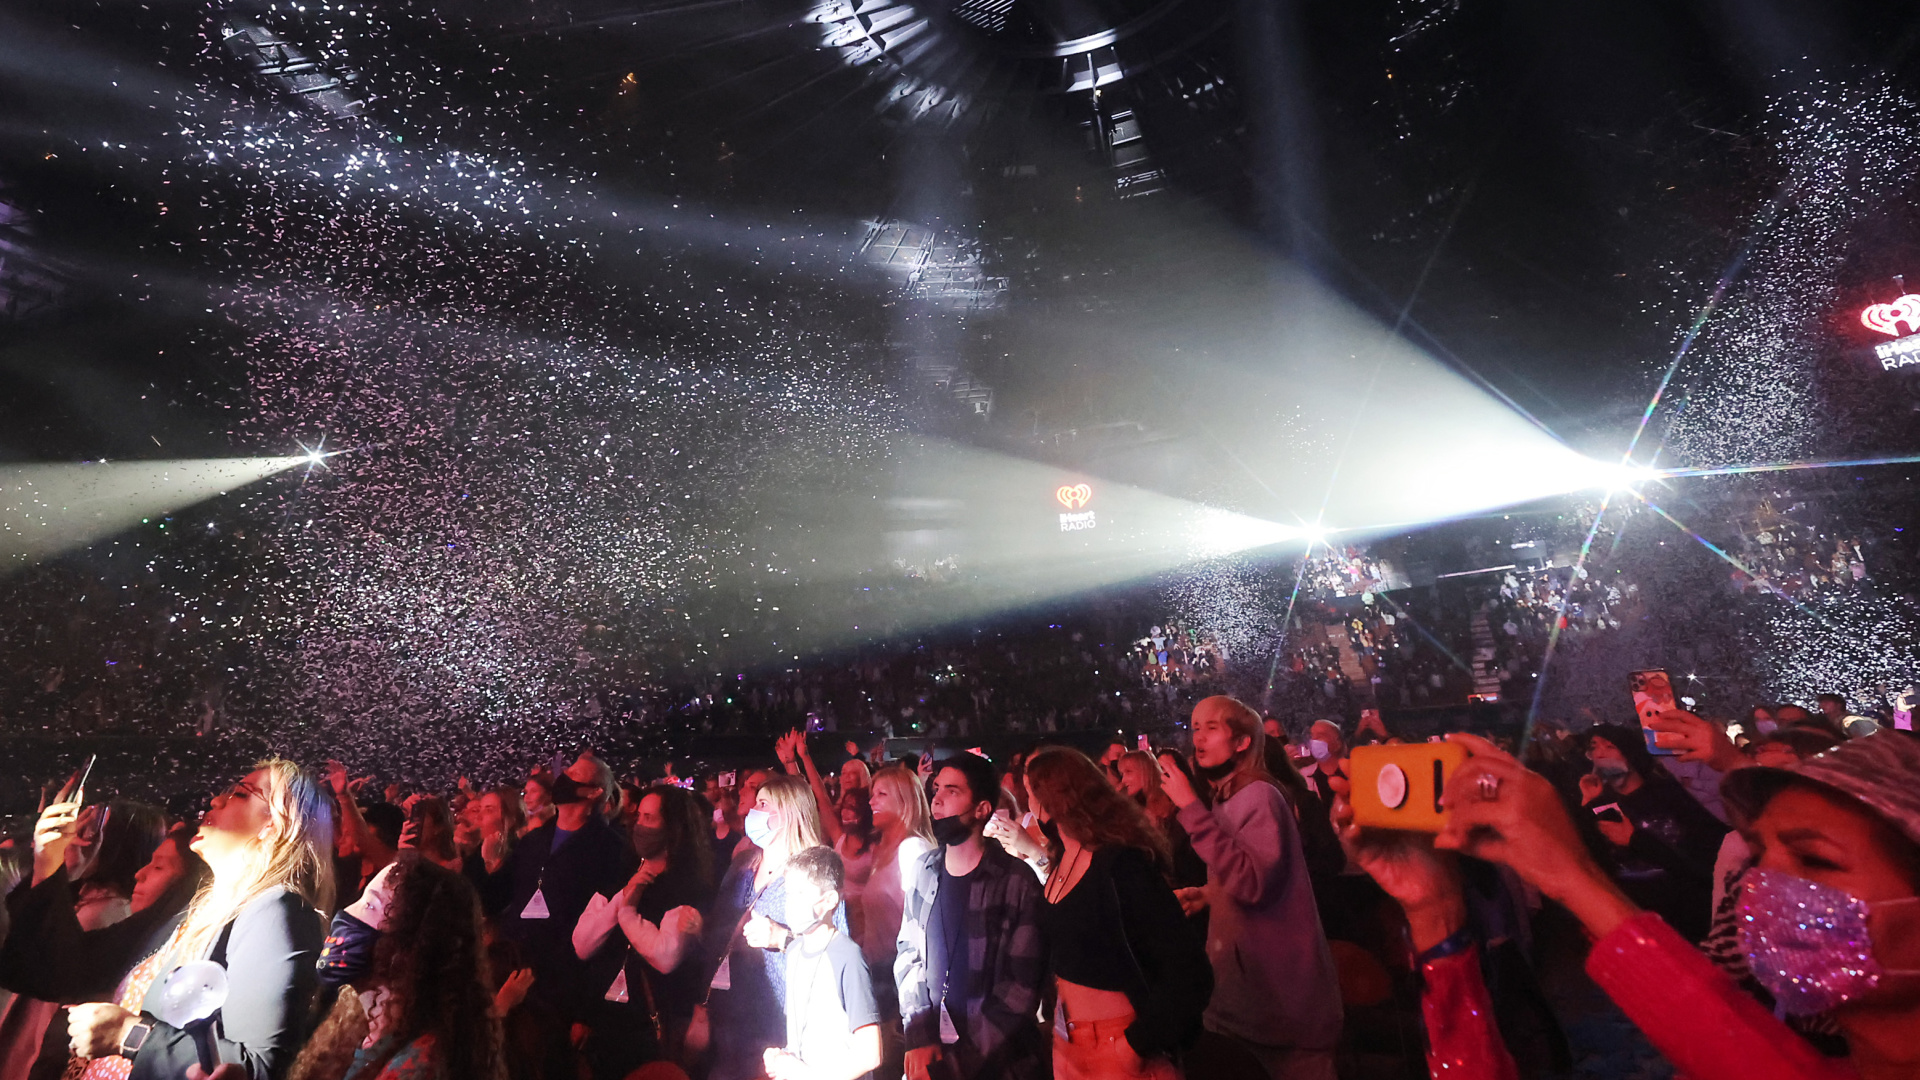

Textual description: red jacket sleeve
[1584,912,1855,1080]
[1420,944,1519,1080]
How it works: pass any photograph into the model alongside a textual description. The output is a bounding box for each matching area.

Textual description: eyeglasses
[222,779,266,804]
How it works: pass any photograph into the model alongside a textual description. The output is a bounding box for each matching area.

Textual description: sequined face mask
[1738,868,1920,1016]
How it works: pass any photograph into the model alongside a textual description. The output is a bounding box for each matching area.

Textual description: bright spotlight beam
[743,438,1311,659]
[1,456,312,567]
[1654,453,1920,479]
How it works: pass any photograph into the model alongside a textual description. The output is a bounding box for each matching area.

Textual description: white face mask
[1309,739,1331,761]
[743,808,776,849]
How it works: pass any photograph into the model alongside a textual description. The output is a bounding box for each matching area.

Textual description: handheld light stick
[154,960,229,1072]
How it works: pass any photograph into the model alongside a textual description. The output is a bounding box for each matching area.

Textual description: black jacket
[0,869,193,1004]
[131,889,326,1080]
[477,814,639,1019]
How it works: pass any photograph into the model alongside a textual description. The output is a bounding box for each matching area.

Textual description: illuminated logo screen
[1055,483,1095,532]
[1859,296,1920,370]
[1861,294,1920,337]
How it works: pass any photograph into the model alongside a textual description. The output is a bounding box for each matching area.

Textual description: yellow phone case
[1349,742,1470,833]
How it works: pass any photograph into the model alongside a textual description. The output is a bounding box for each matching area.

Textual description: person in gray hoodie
[1158,695,1343,1080]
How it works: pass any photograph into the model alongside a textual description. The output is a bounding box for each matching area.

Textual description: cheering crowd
[2,692,1918,1080]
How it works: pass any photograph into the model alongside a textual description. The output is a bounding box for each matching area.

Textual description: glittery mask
[1737,868,1920,1016]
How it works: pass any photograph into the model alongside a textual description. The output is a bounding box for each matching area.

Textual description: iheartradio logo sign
[1055,483,1092,510]
[1860,294,1920,338]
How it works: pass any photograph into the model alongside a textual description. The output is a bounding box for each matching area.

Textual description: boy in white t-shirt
[764,847,882,1080]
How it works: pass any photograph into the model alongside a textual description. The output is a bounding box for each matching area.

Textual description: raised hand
[1155,753,1198,808]
[1577,773,1606,804]
[494,968,535,1016]
[67,1003,138,1060]
[1642,709,1747,772]
[1434,733,1640,939]
[1328,772,1465,950]
[481,830,511,873]
[324,760,351,797]
[32,799,82,885]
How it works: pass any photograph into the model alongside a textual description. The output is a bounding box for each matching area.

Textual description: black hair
[939,752,1000,810]
[1815,693,1847,708]
[362,802,404,851]
[77,799,168,899]
[638,785,715,896]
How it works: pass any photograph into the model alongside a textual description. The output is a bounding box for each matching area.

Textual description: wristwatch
[119,1021,154,1060]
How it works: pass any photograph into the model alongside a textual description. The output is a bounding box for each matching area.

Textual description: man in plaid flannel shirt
[894,753,1049,1080]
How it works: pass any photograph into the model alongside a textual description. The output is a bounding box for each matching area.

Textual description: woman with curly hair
[343,853,506,1080]
[572,784,715,1074]
[1023,747,1211,1079]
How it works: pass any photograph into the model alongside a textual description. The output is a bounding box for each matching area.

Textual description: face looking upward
[523,779,551,813]
[130,840,189,913]
[192,769,276,869]
[739,769,770,811]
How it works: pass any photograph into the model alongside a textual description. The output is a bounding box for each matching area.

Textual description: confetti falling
[1661,80,1920,469]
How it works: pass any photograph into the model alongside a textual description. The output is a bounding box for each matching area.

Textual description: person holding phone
[1578,726,1728,942]
[0,775,168,1079]
[1156,696,1341,1080]
[65,759,335,1080]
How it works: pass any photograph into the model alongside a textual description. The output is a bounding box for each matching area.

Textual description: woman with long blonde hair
[859,765,935,1078]
[695,769,844,1080]
[68,759,335,1080]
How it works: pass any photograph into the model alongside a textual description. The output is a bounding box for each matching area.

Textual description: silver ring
[1476,774,1501,802]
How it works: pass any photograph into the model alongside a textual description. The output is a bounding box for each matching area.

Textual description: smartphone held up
[1348,743,1469,833]
[1628,669,1679,756]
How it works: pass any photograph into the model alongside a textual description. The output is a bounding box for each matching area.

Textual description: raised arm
[792,733,844,846]
[1174,783,1289,907]
[325,761,392,871]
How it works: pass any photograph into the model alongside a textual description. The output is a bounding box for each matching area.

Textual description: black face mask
[930,813,974,847]
[317,910,379,987]
[633,825,668,859]
[549,773,586,806]
[1037,818,1061,845]
[1195,759,1236,782]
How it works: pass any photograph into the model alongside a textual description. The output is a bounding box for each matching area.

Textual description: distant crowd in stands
[1130,624,1224,687]
[1296,550,1392,600]
[1728,501,1869,599]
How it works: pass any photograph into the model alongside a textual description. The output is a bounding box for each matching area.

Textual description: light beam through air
[1,456,315,568]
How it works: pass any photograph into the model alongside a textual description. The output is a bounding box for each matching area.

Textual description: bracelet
[1412,924,1477,966]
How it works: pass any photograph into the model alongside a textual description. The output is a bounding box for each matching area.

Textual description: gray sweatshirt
[1178,780,1343,1051]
